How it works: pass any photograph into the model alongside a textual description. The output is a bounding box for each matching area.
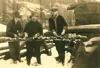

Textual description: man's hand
[18,33,23,38]
[23,32,28,39]
[61,29,66,36]
[83,41,92,46]
[14,34,18,38]
[33,33,40,39]
[53,31,59,37]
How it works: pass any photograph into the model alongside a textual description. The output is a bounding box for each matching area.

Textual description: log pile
[0,37,55,59]
[68,24,100,33]
[0,35,87,59]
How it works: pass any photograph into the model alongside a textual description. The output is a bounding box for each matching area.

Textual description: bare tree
[2,0,7,24]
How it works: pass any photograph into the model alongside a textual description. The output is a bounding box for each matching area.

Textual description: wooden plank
[0,46,9,50]
[1,42,55,59]
[0,32,6,37]
[68,24,100,33]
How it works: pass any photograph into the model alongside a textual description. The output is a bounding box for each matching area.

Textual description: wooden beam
[68,24,100,33]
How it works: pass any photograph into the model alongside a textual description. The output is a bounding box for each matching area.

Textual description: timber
[0,35,86,59]
[68,24,100,33]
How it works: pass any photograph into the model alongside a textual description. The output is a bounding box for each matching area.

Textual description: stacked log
[68,24,100,33]
[0,37,55,59]
[0,35,87,59]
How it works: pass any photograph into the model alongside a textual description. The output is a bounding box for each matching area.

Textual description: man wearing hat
[23,12,43,66]
[6,11,23,64]
[48,6,68,65]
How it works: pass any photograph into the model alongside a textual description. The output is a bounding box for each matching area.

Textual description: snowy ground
[0,44,72,68]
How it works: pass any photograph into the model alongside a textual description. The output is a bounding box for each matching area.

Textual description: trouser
[8,41,20,61]
[55,41,65,64]
[26,41,41,64]
[42,41,49,53]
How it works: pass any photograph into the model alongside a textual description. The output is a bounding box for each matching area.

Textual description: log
[0,51,8,56]
[0,32,6,37]
[3,49,27,60]
[68,24,100,33]
[1,42,55,59]
[0,36,85,59]
[0,47,9,51]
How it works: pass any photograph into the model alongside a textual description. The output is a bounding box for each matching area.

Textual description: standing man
[24,12,43,66]
[6,12,23,64]
[48,6,68,65]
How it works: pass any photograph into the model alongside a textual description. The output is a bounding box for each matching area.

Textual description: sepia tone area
[0,0,100,68]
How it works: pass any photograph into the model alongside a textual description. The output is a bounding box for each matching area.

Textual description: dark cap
[13,11,21,18]
[29,11,35,18]
[29,11,39,18]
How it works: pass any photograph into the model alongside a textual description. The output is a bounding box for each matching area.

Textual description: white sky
[97,0,100,1]
[94,0,100,2]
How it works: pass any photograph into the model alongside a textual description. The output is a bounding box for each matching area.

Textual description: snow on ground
[0,42,72,68]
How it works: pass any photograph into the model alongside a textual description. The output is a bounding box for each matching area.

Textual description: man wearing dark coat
[48,6,68,66]
[6,12,23,64]
[24,12,43,66]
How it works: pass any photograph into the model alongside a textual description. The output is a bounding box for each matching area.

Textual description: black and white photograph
[0,0,100,68]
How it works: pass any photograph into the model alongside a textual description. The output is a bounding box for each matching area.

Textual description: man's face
[32,15,38,21]
[15,17,20,22]
[51,11,58,18]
